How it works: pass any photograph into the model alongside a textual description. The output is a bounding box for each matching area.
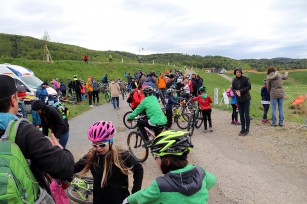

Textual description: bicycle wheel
[105,93,111,103]
[187,114,195,136]
[123,111,138,129]
[175,113,190,129]
[127,131,149,162]
[67,185,93,204]
[299,125,307,136]
[195,110,203,129]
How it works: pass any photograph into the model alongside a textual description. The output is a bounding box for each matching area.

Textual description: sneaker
[265,119,270,123]
[231,121,235,124]
[278,124,284,127]
[209,127,213,132]
[271,124,277,127]
[261,119,266,123]
[242,130,249,136]
[239,131,245,136]
[204,129,208,133]
[90,105,94,108]
[235,121,241,125]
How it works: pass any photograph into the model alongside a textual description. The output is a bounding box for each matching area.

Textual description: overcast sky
[1,0,307,59]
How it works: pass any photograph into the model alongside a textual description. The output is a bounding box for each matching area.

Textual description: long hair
[79,144,131,187]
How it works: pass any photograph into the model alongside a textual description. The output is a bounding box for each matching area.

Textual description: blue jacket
[36,85,48,102]
[165,95,179,110]
[60,82,66,91]
[143,77,156,89]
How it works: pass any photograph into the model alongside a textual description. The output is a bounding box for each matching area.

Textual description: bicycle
[123,111,146,129]
[66,176,93,204]
[162,105,190,129]
[187,106,203,136]
[299,119,307,136]
[156,89,167,107]
[104,90,111,103]
[127,117,165,162]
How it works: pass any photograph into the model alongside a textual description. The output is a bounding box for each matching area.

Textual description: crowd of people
[0,65,289,203]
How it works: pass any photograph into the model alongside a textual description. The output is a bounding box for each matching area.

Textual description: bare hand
[49,133,63,149]
[127,120,132,124]
[236,90,241,97]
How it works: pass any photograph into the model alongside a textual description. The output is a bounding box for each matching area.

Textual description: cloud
[0,0,306,59]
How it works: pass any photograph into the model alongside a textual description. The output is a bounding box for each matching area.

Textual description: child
[16,85,28,119]
[74,121,144,204]
[165,88,180,130]
[261,79,270,123]
[130,85,145,110]
[227,86,240,125]
[182,79,191,98]
[193,86,213,133]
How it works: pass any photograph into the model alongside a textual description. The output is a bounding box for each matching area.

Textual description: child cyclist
[74,121,144,204]
[165,88,180,130]
[124,130,216,204]
[192,86,213,133]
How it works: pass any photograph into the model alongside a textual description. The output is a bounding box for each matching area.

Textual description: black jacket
[40,106,69,138]
[232,75,251,103]
[74,150,143,204]
[0,122,74,195]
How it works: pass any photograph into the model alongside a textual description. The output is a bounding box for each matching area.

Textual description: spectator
[232,67,251,136]
[191,74,198,96]
[73,75,82,103]
[0,75,74,198]
[60,81,67,98]
[266,66,288,127]
[67,78,73,96]
[36,82,49,102]
[16,85,28,119]
[92,78,100,105]
[84,54,88,63]
[261,79,270,124]
[86,76,94,107]
[109,79,120,110]
[31,100,70,148]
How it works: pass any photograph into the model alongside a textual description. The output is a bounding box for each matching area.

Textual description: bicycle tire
[67,184,93,204]
[123,111,138,129]
[195,110,203,129]
[175,113,190,129]
[105,92,111,103]
[187,114,195,136]
[127,131,149,162]
[299,125,307,136]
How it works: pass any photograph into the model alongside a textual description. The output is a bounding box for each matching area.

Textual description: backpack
[53,102,69,121]
[126,90,134,104]
[0,119,55,204]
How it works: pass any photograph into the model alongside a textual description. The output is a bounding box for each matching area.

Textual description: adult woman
[109,78,120,109]
[266,66,288,126]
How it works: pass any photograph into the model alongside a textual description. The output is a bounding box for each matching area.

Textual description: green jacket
[128,164,216,204]
[127,95,167,125]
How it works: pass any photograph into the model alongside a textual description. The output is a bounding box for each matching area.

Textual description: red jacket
[193,94,212,110]
[188,80,193,92]
[131,90,145,109]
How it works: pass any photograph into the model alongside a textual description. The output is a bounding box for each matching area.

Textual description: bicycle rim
[195,111,203,128]
[67,186,93,204]
[176,113,189,129]
[127,131,149,162]
[123,111,138,129]
[105,93,111,103]
[299,126,307,136]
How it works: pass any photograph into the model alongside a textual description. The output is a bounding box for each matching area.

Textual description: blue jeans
[271,98,284,125]
[237,101,250,132]
[59,130,69,149]
[112,97,119,109]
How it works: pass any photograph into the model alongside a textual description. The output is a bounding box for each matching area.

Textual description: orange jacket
[157,76,166,89]
[86,77,93,92]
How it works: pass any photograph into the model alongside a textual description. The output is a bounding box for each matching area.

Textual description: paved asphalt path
[67,97,307,204]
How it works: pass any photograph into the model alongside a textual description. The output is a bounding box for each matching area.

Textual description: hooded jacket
[128,164,216,204]
[157,76,166,89]
[0,113,74,195]
[266,71,288,99]
[109,81,120,97]
[86,77,93,92]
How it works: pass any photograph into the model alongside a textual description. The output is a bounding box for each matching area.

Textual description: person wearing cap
[266,66,288,127]
[16,85,28,119]
[261,79,270,124]
[31,100,70,148]
[232,67,251,136]
[36,81,49,102]
[124,130,216,204]
[0,75,74,197]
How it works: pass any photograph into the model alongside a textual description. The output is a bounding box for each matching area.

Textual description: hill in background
[0,33,307,71]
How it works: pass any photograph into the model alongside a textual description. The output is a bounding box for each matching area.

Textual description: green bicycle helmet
[199,86,206,93]
[151,130,193,157]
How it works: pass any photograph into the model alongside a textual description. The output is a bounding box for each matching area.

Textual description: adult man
[0,75,74,197]
[127,86,166,144]
[157,73,167,97]
[143,72,157,89]
[31,100,70,148]
[73,75,82,103]
[232,67,251,136]
[36,81,49,102]
[125,130,216,204]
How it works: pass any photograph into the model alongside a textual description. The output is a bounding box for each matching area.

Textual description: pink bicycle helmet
[87,121,116,142]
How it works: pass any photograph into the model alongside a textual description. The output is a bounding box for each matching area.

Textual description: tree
[42,31,50,42]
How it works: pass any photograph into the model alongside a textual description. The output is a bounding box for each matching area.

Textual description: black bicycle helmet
[151,130,193,157]
[199,86,206,93]
[143,86,153,96]
[166,88,175,95]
